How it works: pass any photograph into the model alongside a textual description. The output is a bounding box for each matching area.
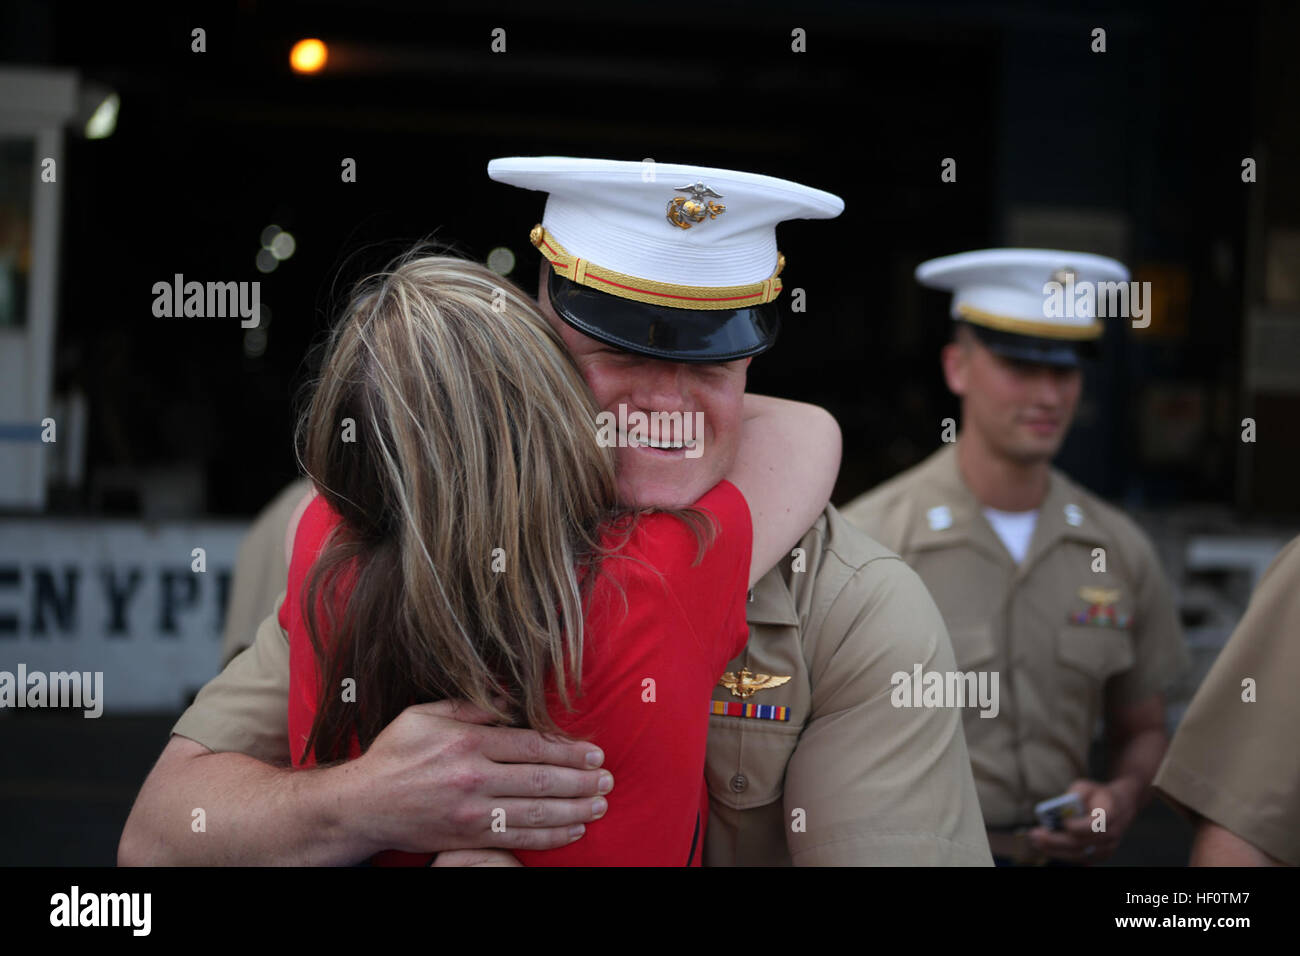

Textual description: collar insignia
[927,505,953,531]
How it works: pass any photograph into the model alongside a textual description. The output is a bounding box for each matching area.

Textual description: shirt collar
[908,442,1106,569]
[746,567,800,626]
[1025,463,1109,565]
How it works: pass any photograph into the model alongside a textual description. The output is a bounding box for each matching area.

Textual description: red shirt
[284,480,752,866]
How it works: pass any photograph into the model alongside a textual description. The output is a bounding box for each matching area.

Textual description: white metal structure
[0,68,77,510]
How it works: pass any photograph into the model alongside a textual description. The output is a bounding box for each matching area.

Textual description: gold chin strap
[956,302,1103,340]
[529,224,785,311]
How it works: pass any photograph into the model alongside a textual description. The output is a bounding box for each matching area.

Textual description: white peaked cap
[487,156,844,298]
[916,248,1131,339]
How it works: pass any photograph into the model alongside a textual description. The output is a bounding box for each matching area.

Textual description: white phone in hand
[1034,792,1084,831]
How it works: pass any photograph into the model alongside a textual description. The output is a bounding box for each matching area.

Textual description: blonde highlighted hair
[297,250,631,763]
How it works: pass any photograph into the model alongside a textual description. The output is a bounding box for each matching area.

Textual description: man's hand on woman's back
[119,698,611,865]
[353,698,612,855]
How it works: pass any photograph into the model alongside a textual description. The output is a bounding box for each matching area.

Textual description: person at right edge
[1153,535,1300,866]
[842,249,1189,866]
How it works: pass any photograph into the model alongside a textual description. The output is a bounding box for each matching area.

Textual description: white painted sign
[0,519,244,712]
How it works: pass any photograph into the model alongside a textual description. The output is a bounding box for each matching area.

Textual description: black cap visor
[964,321,1097,368]
[546,270,779,363]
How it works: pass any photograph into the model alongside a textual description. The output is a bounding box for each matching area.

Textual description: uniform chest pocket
[706,715,800,811]
[1056,624,1134,681]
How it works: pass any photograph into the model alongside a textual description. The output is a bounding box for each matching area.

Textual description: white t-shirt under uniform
[982,507,1038,564]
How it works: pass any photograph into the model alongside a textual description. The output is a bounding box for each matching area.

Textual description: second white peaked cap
[487,156,844,362]
[916,248,1131,367]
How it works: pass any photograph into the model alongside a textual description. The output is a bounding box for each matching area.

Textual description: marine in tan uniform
[843,249,1188,865]
[128,158,992,867]
[1154,535,1300,866]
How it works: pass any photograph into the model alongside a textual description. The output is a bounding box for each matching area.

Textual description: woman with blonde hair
[283,249,839,865]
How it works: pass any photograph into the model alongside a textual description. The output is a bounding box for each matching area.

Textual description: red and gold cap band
[530,224,786,311]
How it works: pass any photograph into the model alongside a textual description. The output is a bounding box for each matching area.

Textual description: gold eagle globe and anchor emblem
[719,666,792,700]
[666,181,726,230]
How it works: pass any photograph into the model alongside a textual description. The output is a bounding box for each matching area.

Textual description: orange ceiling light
[290,38,328,74]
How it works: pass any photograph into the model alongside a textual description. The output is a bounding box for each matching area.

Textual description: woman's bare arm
[725,394,841,588]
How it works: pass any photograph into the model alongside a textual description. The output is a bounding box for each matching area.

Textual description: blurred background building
[0,0,1297,864]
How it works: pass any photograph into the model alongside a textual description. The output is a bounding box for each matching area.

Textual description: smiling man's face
[537,271,750,509]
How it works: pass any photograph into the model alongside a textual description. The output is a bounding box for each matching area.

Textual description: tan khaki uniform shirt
[1153,535,1300,865]
[841,444,1188,827]
[219,478,313,668]
[174,505,992,866]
